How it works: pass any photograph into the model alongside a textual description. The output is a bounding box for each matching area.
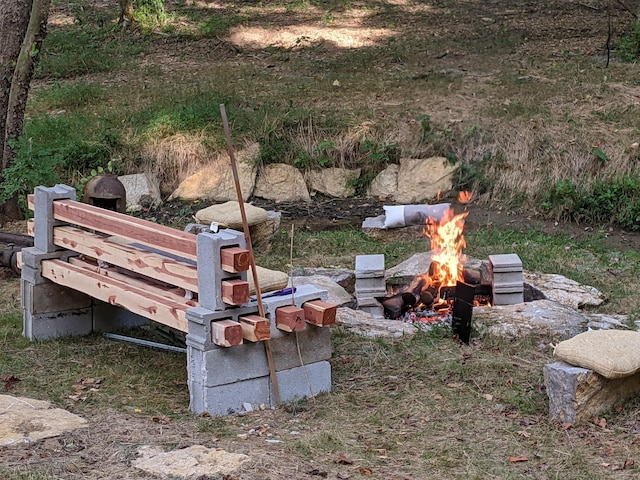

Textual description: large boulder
[118,173,162,212]
[254,163,311,202]
[368,164,399,198]
[395,157,457,203]
[169,143,259,201]
[306,167,361,198]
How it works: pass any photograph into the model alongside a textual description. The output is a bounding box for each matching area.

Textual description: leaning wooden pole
[220,104,281,406]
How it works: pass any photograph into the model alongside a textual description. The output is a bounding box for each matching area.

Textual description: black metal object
[452,281,475,344]
[0,231,33,274]
[82,175,126,213]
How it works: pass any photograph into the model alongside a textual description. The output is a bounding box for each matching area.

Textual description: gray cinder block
[355,254,385,278]
[196,229,247,311]
[23,308,93,340]
[33,184,76,253]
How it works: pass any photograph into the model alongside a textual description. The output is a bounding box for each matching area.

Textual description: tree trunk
[119,0,135,26]
[0,0,51,219]
[0,0,32,163]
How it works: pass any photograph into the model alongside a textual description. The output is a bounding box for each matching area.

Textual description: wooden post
[221,279,249,305]
[303,300,337,326]
[211,319,243,347]
[239,315,271,342]
[220,246,250,273]
[275,305,306,332]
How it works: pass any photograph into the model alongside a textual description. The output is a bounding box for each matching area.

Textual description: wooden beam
[275,305,306,332]
[303,300,337,327]
[221,279,249,305]
[28,196,197,260]
[67,256,199,309]
[53,226,198,292]
[41,259,190,332]
[238,315,271,342]
[220,246,250,273]
[211,319,243,347]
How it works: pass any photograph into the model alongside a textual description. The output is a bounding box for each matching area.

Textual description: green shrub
[614,21,640,62]
[543,175,640,231]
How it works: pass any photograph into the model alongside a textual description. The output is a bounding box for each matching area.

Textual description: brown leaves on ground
[69,377,104,402]
[334,453,353,465]
[1,373,21,390]
[509,455,528,463]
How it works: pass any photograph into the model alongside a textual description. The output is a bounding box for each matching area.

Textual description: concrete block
[196,230,247,311]
[270,325,332,371]
[33,184,76,253]
[188,344,270,387]
[355,254,385,278]
[191,376,272,416]
[544,361,640,424]
[488,253,522,272]
[492,271,524,285]
[354,277,386,291]
[20,265,52,285]
[23,307,93,340]
[492,282,524,293]
[92,300,149,332]
[492,291,524,305]
[276,361,332,402]
[21,279,91,314]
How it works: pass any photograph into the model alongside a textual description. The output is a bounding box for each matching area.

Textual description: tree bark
[119,0,135,26]
[0,0,51,219]
[0,0,32,163]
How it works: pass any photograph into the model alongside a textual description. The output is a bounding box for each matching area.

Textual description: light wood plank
[29,196,197,260]
[67,256,199,308]
[56,226,198,292]
[238,315,271,342]
[41,259,190,332]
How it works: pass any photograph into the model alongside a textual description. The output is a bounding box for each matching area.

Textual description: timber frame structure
[21,184,336,415]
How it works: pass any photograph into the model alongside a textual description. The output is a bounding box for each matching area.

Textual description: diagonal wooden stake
[220,104,280,406]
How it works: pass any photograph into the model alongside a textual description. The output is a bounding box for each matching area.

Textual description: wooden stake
[220,104,281,406]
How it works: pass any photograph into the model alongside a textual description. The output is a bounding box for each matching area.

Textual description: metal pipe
[0,231,33,246]
[102,333,187,353]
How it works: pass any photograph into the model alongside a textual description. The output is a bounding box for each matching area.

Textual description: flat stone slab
[336,307,418,338]
[288,275,354,307]
[544,361,640,424]
[132,444,250,478]
[0,395,87,447]
[474,299,626,339]
[524,272,606,310]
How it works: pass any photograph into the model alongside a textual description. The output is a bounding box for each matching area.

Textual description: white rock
[169,142,259,201]
[367,164,399,198]
[289,275,354,307]
[118,173,162,212]
[306,167,361,198]
[524,272,606,309]
[0,395,87,447]
[254,163,311,202]
[132,445,250,478]
[395,157,457,203]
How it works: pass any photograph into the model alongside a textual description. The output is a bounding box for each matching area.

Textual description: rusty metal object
[82,175,126,213]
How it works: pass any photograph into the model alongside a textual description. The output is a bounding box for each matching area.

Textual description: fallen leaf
[358,467,372,475]
[336,473,351,480]
[595,417,607,429]
[624,458,634,469]
[1,374,21,390]
[517,430,531,438]
[334,453,353,465]
[561,422,572,430]
[600,462,611,467]
[482,394,493,401]
[615,405,623,413]
[152,416,170,425]
[447,382,464,388]
[509,455,528,463]
[433,394,443,400]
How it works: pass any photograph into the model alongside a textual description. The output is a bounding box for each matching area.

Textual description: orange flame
[424,208,468,291]
[457,191,472,204]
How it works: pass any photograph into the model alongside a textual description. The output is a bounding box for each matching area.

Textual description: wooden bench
[21,184,336,415]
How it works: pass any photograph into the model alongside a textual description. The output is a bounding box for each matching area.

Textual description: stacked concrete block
[22,185,95,340]
[489,253,524,305]
[186,283,333,415]
[354,254,386,318]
